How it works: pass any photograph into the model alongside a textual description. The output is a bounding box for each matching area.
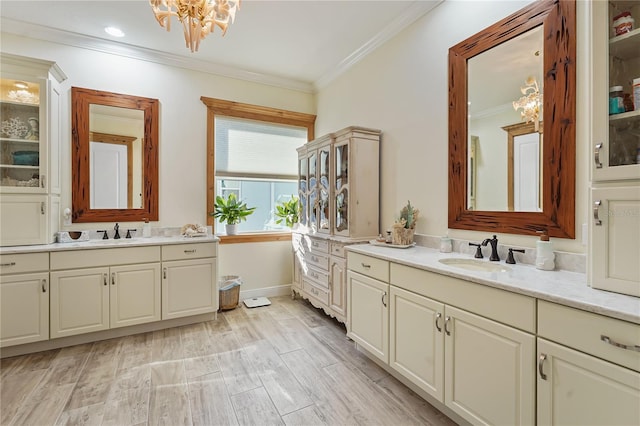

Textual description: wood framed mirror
[448,0,576,238]
[72,87,159,222]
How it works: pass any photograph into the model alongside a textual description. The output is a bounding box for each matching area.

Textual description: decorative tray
[368,240,416,249]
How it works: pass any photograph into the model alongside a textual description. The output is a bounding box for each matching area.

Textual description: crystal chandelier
[149,0,240,52]
[512,76,542,130]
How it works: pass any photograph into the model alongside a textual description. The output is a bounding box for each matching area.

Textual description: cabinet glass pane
[299,157,307,226]
[308,152,317,228]
[319,148,330,230]
[607,2,640,167]
[0,77,41,188]
[336,144,349,189]
[336,188,349,232]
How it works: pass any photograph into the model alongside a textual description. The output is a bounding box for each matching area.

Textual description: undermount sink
[438,258,511,273]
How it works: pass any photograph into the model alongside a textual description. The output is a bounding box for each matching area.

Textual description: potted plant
[274,196,300,228]
[392,200,419,245]
[210,193,256,235]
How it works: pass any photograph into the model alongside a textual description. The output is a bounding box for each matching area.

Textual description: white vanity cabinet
[0,54,66,246]
[0,252,49,347]
[347,251,536,425]
[49,246,161,338]
[161,243,217,319]
[537,301,640,425]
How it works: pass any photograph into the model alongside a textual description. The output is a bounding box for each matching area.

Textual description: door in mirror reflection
[88,104,144,209]
[467,26,543,212]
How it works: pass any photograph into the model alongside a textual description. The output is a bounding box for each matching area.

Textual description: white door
[90,141,127,209]
[513,132,540,211]
[0,272,49,347]
[110,263,161,328]
[538,338,640,426]
[347,271,388,363]
[389,286,444,401]
[444,305,535,426]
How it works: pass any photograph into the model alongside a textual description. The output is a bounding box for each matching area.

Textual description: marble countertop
[347,244,640,325]
[0,235,219,255]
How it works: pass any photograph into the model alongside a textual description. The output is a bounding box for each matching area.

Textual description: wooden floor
[0,296,455,426]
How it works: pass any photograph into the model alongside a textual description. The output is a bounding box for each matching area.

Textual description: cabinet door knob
[163,268,167,279]
[444,316,452,336]
[435,312,442,332]
[111,272,115,285]
[538,353,548,380]
[381,291,387,307]
[594,143,603,169]
[42,279,47,293]
[593,200,602,226]
[41,202,45,215]
[103,273,108,286]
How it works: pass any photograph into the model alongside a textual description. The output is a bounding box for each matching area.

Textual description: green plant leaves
[274,195,300,228]
[210,193,256,225]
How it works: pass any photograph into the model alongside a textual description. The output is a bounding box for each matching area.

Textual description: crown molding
[0,17,315,94]
[470,102,515,120]
[313,0,443,91]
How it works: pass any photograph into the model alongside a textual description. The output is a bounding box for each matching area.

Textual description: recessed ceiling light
[105,26,125,37]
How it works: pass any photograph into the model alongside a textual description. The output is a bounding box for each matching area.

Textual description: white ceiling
[0,0,442,93]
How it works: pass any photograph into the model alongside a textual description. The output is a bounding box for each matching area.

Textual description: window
[201,97,316,243]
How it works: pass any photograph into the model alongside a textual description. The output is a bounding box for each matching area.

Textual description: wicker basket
[392,225,415,245]
[219,275,241,311]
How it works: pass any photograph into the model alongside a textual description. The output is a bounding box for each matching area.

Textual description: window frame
[200,96,316,244]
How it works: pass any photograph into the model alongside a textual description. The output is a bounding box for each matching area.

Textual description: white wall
[315,0,589,253]
[1,33,312,293]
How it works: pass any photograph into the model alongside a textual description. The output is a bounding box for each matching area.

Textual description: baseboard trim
[239,284,291,301]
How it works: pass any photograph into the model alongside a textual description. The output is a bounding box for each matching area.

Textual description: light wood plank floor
[1,296,456,426]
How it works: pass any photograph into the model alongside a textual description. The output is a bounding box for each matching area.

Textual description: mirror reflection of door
[89,104,144,210]
[503,121,542,212]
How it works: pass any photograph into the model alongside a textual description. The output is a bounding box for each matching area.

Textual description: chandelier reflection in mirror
[512,76,542,131]
[149,0,240,52]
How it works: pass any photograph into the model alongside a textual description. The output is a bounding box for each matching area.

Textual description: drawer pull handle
[444,316,451,336]
[381,291,387,307]
[0,262,16,267]
[103,273,108,286]
[593,200,602,226]
[435,312,442,332]
[163,268,167,279]
[184,249,196,254]
[311,256,319,262]
[538,353,548,380]
[42,279,47,293]
[594,143,603,169]
[601,335,640,352]
[111,272,116,285]
[361,263,371,269]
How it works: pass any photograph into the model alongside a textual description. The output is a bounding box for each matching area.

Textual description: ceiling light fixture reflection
[105,26,125,37]
[149,0,240,52]
[14,81,29,89]
[513,76,542,131]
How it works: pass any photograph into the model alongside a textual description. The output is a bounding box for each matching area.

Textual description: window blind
[215,116,306,179]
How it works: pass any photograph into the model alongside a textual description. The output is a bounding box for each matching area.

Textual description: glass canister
[609,86,624,114]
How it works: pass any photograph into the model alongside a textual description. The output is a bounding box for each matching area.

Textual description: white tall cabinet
[293,126,380,323]
[589,1,640,297]
[0,53,66,246]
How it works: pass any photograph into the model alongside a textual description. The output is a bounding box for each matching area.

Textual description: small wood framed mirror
[71,87,159,222]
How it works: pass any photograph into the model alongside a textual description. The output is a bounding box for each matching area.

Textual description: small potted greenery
[392,200,419,245]
[210,193,256,235]
[274,196,300,228]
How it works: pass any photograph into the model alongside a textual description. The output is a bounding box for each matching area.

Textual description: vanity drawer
[0,252,48,275]
[308,237,329,254]
[330,242,346,258]
[303,280,329,305]
[347,252,389,282]
[162,243,217,261]
[306,251,329,271]
[51,247,160,270]
[303,266,329,289]
[538,301,640,372]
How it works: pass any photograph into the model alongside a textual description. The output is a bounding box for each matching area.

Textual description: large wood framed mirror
[72,87,159,222]
[448,0,576,238]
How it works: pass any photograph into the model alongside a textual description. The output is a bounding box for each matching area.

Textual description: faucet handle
[98,230,108,240]
[506,248,525,264]
[469,242,483,259]
[126,229,137,239]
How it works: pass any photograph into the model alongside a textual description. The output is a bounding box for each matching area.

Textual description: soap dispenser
[535,230,555,271]
[142,218,151,238]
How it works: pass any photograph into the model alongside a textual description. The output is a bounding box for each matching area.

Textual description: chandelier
[149,0,240,52]
[512,76,542,130]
